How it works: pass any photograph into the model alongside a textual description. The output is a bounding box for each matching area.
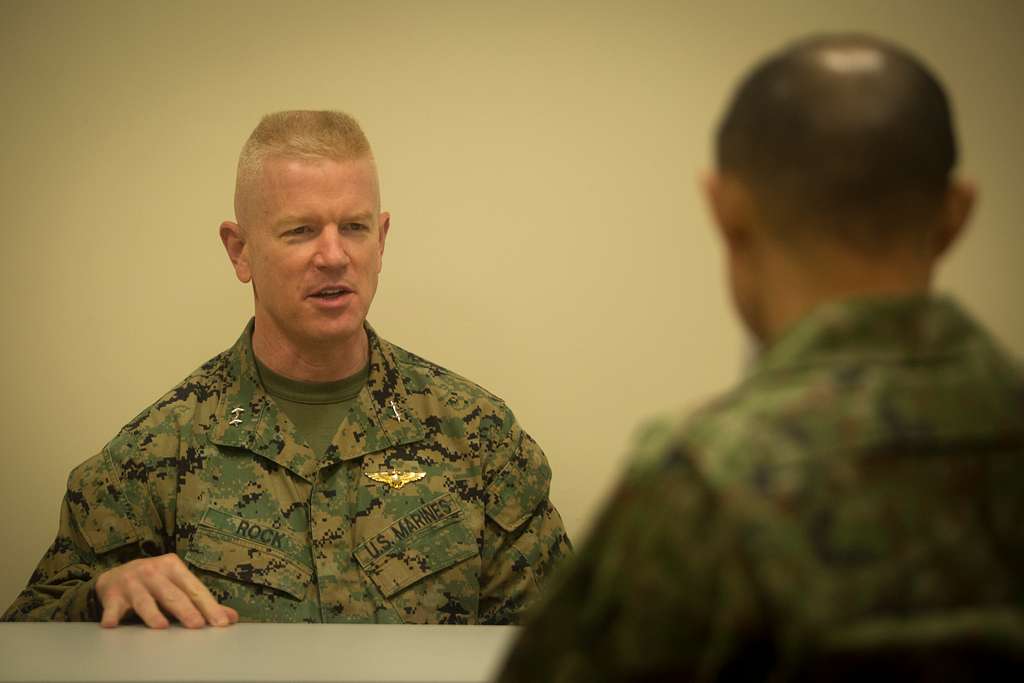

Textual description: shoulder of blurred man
[661,294,1023,487]
[499,293,1024,680]
[634,291,1024,676]
[626,292,1024,655]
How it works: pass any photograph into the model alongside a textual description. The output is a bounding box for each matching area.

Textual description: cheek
[727,254,765,341]
[252,250,305,285]
[354,245,384,277]
[726,255,752,324]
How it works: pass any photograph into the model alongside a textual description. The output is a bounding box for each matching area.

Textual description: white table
[0,623,520,683]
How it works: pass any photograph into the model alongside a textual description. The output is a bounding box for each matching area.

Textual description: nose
[311,225,351,270]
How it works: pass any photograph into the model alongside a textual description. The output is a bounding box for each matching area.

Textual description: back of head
[234,110,374,217]
[716,34,958,250]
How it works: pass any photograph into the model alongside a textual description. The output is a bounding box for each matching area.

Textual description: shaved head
[716,34,958,249]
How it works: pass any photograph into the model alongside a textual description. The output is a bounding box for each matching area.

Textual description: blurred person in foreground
[499,34,1024,681]
[4,110,570,628]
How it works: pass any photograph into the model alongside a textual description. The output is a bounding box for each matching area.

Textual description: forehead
[253,155,380,222]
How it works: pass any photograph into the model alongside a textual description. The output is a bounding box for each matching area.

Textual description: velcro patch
[197,507,308,565]
[353,493,476,597]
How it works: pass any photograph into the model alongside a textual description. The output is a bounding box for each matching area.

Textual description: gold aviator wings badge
[365,469,426,490]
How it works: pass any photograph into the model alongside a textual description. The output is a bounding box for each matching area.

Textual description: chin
[309,317,366,345]
[307,324,358,344]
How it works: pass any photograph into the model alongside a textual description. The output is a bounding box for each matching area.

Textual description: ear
[701,171,753,252]
[932,179,975,259]
[219,221,252,283]
[376,211,390,272]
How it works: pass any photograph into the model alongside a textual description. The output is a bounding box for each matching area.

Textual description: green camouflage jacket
[500,295,1024,681]
[4,323,571,624]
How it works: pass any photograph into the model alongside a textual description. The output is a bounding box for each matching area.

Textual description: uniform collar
[209,319,426,481]
[749,294,975,380]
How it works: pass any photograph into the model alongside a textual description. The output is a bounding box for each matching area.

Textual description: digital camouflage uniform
[4,322,571,624]
[500,295,1024,681]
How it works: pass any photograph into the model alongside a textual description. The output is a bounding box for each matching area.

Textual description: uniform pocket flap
[484,432,551,533]
[353,493,477,598]
[70,452,140,554]
[185,509,313,601]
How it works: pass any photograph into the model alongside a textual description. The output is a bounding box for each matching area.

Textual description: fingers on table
[98,554,235,629]
[128,578,173,629]
[170,561,231,627]
[99,593,132,629]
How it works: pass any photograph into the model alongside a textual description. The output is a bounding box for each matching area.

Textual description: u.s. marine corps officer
[499,34,1024,680]
[3,110,571,627]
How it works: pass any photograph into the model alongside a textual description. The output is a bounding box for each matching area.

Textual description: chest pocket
[353,493,479,623]
[184,507,313,601]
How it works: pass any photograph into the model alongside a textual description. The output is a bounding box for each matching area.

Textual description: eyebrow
[274,212,376,227]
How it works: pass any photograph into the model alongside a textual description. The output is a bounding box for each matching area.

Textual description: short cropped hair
[716,35,958,247]
[236,110,373,190]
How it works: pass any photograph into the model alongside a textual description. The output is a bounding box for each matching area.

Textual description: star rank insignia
[365,469,426,490]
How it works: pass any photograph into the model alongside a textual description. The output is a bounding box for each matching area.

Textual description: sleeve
[496,429,768,682]
[2,449,164,622]
[479,422,573,625]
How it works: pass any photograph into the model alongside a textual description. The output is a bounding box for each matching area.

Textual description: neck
[756,244,934,344]
[251,319,369,383]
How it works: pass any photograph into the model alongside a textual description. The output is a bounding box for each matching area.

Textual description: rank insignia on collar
[365,469,426,490]
[228,407,245,426]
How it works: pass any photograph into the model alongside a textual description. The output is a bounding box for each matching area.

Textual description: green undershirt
[254,355,369,458]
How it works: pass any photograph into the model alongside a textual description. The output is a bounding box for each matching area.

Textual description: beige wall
[2,0,1021,610]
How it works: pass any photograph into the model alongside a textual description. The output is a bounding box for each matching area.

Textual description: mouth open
[309,286,353,301]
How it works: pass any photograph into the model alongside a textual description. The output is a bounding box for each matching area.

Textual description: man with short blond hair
[499,35,1024,681]
[5,110,571,627]
[235,110,372,191]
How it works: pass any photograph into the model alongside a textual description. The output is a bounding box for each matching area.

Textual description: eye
[342,222,369,232]
[286,225,313,237]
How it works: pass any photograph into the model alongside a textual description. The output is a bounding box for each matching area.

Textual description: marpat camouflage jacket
[4,322,571,624]
[500,295,1024,681]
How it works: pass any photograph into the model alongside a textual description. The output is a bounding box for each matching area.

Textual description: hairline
[233,151,383,229]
